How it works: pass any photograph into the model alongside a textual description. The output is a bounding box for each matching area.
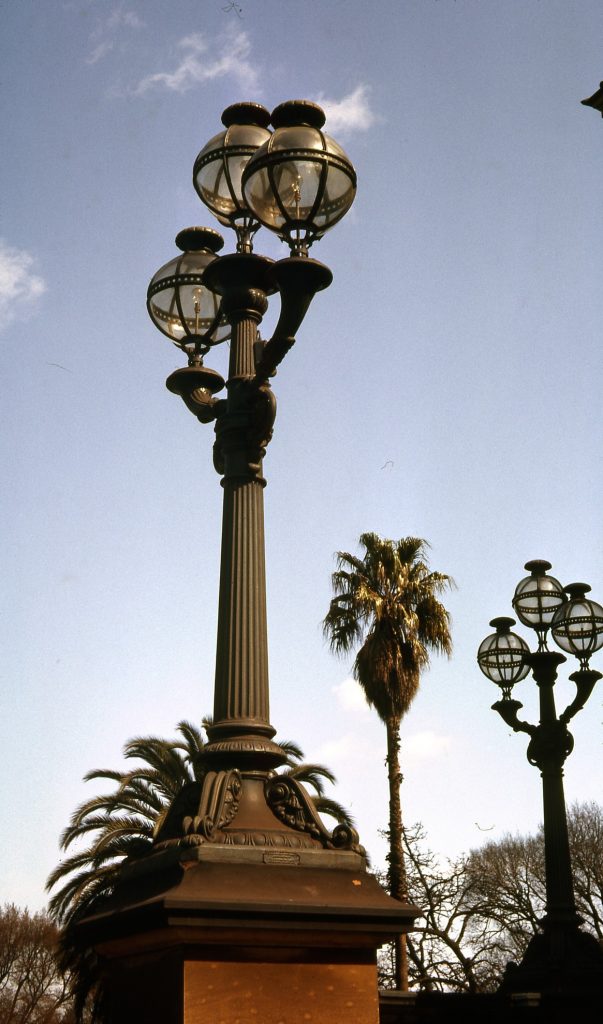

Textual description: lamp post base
[499,922,603,996]
[78,846,418,1024]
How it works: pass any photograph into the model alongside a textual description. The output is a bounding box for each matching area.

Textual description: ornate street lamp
[478,559,603,996]
[146,100,357,779]
[78,101,415,1024]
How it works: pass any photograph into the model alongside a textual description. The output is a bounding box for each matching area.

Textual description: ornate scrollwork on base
[154,770,362,855]
[265,776,362,853]
[155,769,242,849]
[331,822,361,849]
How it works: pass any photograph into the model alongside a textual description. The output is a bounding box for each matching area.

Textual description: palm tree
[47,720,352,1021]
[323,533,453,991]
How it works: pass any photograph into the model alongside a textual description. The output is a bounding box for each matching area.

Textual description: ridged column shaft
[201,254,283,766]
[213,476,270,727]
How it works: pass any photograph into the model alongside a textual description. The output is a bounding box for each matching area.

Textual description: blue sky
[1,0,602,910]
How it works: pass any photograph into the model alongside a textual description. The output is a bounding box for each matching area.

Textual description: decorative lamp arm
[254,257,332,380]
[165,365,225,424]
[559,669,602,725]
[492,697,536,736]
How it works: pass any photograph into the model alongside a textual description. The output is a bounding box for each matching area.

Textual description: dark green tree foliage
[323,534,453,989]
[47,720,353,1021]
[0,904,78,1023]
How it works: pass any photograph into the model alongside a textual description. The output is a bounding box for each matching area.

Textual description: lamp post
[477,559,603,995]
[146,97,357,797]
[80,101,417,1024]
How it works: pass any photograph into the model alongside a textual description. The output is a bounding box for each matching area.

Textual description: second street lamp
[478,559,603,996]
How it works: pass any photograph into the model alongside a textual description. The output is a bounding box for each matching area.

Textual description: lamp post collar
[523,649,566,685]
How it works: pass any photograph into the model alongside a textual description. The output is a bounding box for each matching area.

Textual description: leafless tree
[0,904,77,1023]
[377,802,603,993]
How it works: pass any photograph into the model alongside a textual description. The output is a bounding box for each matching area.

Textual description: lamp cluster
[478,559,603,693]
[146,100,356,363]
[476,562,603,993]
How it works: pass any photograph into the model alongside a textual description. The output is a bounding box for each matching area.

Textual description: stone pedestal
[80,845,417,1024]
[103,953,378,1024]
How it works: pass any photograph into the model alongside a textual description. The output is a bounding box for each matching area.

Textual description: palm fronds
[324,533,453,724]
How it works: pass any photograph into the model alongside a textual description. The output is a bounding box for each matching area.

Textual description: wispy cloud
[0,241,46,333]
[86,40,113,65]
[405,731,452,763]
[333,677,370,715]
[316,84,377,136]
[134,30,258,96]
[314,732,381,766]
[85,5,144,65]
[315,727,451,771]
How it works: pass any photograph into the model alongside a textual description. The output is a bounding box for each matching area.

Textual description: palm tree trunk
[386,714,409,991]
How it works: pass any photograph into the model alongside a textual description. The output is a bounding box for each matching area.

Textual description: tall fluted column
[214,478,270,726]
[201,254,284,767]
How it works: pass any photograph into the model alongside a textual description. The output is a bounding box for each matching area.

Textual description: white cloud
[315,84,377,136]
[134,30,258,96]
[314,732,381,767]
[404,731,452,763]
[333,677,370,715]
[86,6,144,65]
[86,41,113,65]
[314,728,451,772]
[0,241,46,333]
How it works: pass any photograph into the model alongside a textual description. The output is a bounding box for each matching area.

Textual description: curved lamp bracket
[560,668,602,725]
[491,697,535,736]
[255,257,332,380]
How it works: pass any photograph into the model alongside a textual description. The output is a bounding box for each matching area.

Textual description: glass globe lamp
[512,560,566,648]
[551,583,603,667]
[242,100,357,256]
[193,103,272,252]
[146,227,229,356]
[477,617,530,691]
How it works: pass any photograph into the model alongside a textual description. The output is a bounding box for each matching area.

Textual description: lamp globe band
[477,616,531,687]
